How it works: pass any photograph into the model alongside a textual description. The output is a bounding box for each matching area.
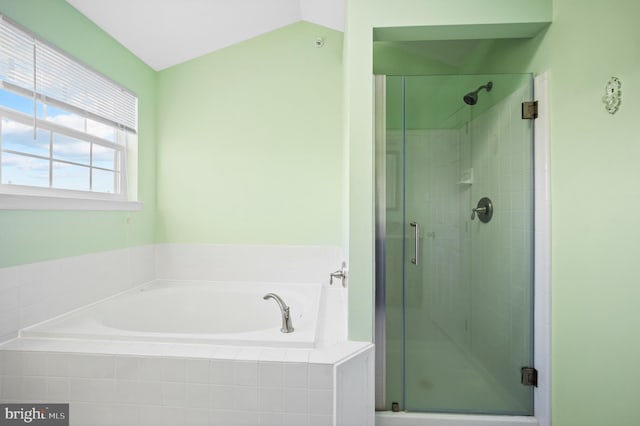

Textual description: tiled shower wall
[406,128,471,351]
[469,83,534,410]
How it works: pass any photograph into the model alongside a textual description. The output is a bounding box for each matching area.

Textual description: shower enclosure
[375,74,535,416]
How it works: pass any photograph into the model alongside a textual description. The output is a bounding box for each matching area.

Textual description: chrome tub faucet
[263,293,294,333]
[330,261,348,287]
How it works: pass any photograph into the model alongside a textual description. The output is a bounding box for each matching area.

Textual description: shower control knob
[471,197,493,223]
[471,206,487,220]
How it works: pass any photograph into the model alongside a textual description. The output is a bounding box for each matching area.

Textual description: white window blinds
[0,15,137,133]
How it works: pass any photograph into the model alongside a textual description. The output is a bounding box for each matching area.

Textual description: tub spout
[263,293,294,333]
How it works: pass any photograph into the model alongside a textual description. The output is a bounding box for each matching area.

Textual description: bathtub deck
[0,337,368,365]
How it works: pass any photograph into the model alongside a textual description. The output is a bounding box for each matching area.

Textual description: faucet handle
[329,261,348,287]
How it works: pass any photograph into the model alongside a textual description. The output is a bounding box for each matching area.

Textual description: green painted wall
[0,0,156,268]
[156,21,344,246]
[469,2,640,425]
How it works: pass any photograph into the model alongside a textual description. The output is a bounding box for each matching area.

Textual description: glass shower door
[401,74,535,415]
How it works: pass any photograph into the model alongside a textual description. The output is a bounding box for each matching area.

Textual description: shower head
[463,81,493,106]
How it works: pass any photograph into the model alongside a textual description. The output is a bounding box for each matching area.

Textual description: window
[0,15,139,208]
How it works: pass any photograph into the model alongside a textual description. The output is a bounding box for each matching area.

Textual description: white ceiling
[66,0,345,71]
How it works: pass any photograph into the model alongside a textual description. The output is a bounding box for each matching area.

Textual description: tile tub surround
[0,243,360,424]
[153,244,349,347]
[0,342,374,426]
[154,243,345,285]
[0,245,155,344]
[0,243,347,346]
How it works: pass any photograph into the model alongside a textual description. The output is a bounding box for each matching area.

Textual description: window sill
[0,193,143,211]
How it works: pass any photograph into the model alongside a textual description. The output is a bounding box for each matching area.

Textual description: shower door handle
[410,221,420,265]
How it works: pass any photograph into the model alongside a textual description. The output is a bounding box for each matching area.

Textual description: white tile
[183,408,210,426]
[260,349,286,362]
[186,358,210,384]
[2,350,24,376]
[46,352,70,377]
[169,343,217,359]
[138,357,165,381]
[71,402,98,425]
[67,340,109,354]
[236,347,262,361]
[308,348,341,365]
[69,378,92,402]
[115,356,140,380]
[115,380,140,404]
[210,385,235,410]
[234,361,258,386]
[129,245,156,286]
[21,376,47,401]
[259,386,284,412]
[210,410,236,426]
[162,382,186,406]
[185,383,211,409]
[0,285,19,312]
[125,343,165,357]
[0,308,20,342]
[260,412,284,426]
[283,388,308,413]
[92,379,117,403]
[19,302,50,329]
[283,350,309,363]
[259,362,284,388]
[155,243,343,284]
[18,279,45,308]
[233,411,261,426]
[284,363,308,389]
[308,364,333,390]
[0,266,20,292]
[1,376,21,400]
[89,403,117,426]
[162,357,186,382]
[111,404,140,426]
[68,354,115,379]
[309,414,333,426]
[308,389,332,415]
[140,406,185,426]
[282,413,308,426]
[137,380,164,405]
[46,377,70,401]
[213,346,239,360]
[210,360,235,385]
[233,386,259,411]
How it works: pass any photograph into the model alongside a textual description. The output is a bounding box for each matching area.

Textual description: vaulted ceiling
[66,0,345,71]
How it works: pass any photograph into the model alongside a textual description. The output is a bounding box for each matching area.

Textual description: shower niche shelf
[457,168,474,185]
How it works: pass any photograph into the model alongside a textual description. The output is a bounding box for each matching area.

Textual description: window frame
[0,102,141,211]
[0,15,141,211]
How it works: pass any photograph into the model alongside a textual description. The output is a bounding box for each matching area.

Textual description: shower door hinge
[521,367,538,387]
[522,101,538,119]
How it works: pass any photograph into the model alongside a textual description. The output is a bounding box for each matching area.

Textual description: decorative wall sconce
[602,77,621,114]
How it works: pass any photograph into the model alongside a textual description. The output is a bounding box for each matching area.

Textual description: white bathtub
[21,280,322,348]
